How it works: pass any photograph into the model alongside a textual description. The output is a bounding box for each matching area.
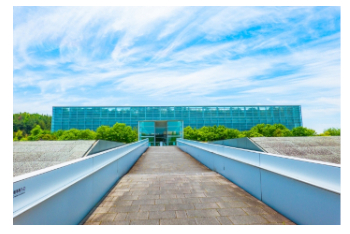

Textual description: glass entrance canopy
[139,121,183,146]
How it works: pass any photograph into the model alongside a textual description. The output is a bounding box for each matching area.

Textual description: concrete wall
[87,140,125,156]
[210,137,264,152]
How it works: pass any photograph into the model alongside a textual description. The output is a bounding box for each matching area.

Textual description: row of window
[52,106,302,132]
[54,112,300,118]
[53,126,299,132]
[53,118,301,124]
[53,106,301,118]
[52,122,301,131]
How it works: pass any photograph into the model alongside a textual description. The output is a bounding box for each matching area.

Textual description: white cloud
[13,6,341,133]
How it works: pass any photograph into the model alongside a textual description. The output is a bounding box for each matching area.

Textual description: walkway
[83,146,295,225]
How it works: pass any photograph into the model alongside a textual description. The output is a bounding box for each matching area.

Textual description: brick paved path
[83,146,295,225]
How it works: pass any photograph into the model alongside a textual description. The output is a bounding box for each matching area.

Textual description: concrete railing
[13,139,148,225]
[177,138,340,225]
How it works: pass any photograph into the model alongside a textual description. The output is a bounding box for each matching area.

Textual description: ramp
[83,146,294,225]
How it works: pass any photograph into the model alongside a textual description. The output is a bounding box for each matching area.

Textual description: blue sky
[13,6,340,133]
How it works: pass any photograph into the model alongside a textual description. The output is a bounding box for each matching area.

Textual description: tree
[291,126,317,136]
[322,128,340,136]
[13,130,23,141]
[58,129,80,140]
[28,125,43,141]
[96,123,138,143]
[13,112,51,135]
[96,126,111,140]
[79,129,97,140]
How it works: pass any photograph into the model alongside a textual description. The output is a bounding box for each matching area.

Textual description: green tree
[13,112,51,135]
[96,123,137,143]
[96,126,111,140]
[58,129,80,140]
[41,134,57,140]
[28,125,43,140]
[79,129,97,140]
[291,126,317,136]
[13,130,24,141]
[249,123,292,137]
[184,126,196,140]
[322,128,340,136]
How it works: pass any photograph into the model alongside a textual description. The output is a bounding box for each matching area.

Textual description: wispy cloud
[13,6,340,133]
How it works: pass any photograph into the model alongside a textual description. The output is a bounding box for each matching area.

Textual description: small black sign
[13,186,26,198]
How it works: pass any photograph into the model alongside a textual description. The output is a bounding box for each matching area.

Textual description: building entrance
[138,120,183,146]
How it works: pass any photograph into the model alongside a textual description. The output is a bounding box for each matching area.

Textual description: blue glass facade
[139,120,184,146]
[51,105,302,132]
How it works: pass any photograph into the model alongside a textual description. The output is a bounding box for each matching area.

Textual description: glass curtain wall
[52,106,302,132]
[155,121,167,146]
[139,121,183,146]
[139,122,155,146]
[167,121,183,146]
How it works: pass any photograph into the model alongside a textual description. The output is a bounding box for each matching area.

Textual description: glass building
[52,105,302,146]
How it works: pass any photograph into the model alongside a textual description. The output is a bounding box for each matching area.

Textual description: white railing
[13,139,148,225]
[177,138,340,225]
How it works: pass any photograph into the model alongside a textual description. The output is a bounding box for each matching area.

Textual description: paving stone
[194,203,219,209]
[176,189,192,194]
[140,204,166,211]
[115,213,128,220]
[195,218,221,225]
[132,191,149,195]
[160,194,177,199]
[130,219,159,225]
[103,196,116,202]
[165,204,195,211]
[216,217,233,225]
[147,190,162,195]
[242,207,268,215]
[199,197,223,203]
[84,221,101,225]
[132,199,155,205]
[217,208,247,216]
[100,220,130,225]
[261,205,279,214]
[205,192,234,197]
[94,207,111,213]
[149,211,177,219]
[181,198,201,204]
[176,211,187,219]
[138,195,160,200]
[216,201,249,208]
[113,200,133,206]
[84,146,293,225]
[126,211,149,220]
[221,196,244,202]
[109,205,140,213]
[229,215,269,225]
[156,199,183,205]
[184,193,206,198]
[186,209,220,218]
[116,195,139,201]
[160,219,197,225]
[261,214,292,223]
[244,199,265,207]
[89,213,116,222]
[101,201,115,207]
